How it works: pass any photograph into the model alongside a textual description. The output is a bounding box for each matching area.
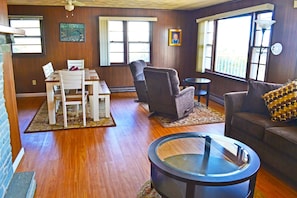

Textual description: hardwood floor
[16,93,297,198]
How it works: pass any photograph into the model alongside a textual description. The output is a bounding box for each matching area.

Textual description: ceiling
[7,0,234,10]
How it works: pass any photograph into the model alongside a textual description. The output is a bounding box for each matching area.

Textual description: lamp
[65,4,74,11]
[254,19,276,80]
[254,20,276,31]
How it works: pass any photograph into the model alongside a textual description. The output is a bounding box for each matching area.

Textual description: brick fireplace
[0,33,36,198]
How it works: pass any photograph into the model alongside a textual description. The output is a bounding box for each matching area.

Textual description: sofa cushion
[262,80,297,121]
[231,112,289,140]
[241,80,282,116]
[264,126,297,160]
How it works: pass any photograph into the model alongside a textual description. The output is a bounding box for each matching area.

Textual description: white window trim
[98,16,157,66]
[195,3,274,72]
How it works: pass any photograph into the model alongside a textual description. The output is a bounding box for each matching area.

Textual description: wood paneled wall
[8,6,190,93]
[8,0,297,101]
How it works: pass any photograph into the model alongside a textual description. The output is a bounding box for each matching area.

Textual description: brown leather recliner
[143,66,195,120]
[129,60,148,102]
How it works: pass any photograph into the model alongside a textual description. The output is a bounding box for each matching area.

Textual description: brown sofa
[224,80,297,187]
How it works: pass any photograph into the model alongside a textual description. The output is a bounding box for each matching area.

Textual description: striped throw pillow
[262,80,297,121]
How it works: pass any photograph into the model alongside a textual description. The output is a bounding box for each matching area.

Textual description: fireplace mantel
[0,24,25,35]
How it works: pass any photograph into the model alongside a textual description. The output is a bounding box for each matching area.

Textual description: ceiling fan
[64,0,84,12]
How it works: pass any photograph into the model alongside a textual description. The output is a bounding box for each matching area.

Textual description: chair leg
[63,104,68,128]
[55,100,60,112]
[76,104,79,117]
[82,101,86,126]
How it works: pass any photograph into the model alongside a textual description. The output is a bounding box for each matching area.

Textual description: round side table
[184,78,211,107]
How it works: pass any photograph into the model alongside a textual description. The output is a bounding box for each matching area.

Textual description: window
[215,16,251,78]
[9,16,44,54]
[196,3,275,81]
[99,16,157,66]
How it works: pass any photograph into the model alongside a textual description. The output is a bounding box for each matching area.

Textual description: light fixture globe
[254,19,276,29]
[65,4,74,11]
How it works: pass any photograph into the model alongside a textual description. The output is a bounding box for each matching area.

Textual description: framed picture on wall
[168,28,182,46]
[59,23,85,42]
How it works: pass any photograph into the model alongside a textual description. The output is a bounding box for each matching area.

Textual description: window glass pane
[251,47,260,63]
[12,45,42,53]
[257,64,266,81]
[108,21,123,31]
[109,32,123,42]
[109,21,123,42]
[108,21,124,63]
[129,53,150,62]
[10,20,40,28]
[128,21,149,42]
[249,63,258,79]
[205,46,212,57]
[254,29,272,47]
[215,16,251,78]
[129,43,149,52]
[14,38,41,45]
[128,32,149,42]
[204,57,211,70]
[110,53,124,63]
[206,21,214,44]
[22,28,41,36]
[128,21,149,32]
[109,43,124,53]
[257,12,273,20]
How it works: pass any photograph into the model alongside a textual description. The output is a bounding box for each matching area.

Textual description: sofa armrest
[224,91,247,136]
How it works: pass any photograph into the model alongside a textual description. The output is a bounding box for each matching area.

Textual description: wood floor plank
[16,93,297,198]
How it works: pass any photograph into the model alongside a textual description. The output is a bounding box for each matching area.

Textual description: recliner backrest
[144,67,180,96]
[129,60,147,81]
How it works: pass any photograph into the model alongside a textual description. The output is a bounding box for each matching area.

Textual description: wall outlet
[294,0,297,8]
[32,80,37,85]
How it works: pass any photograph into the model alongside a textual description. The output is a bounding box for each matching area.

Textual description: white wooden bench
[89,81,111,118]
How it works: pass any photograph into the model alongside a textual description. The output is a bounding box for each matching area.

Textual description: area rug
[137,180,265,198]
[25,101,115,133]
[141,102,225,128]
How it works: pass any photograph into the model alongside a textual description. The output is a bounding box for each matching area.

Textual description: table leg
[185,183,195,198]
[92,81,100,121]
[104,95,110,118]
[206,83,210,108]
[46,83,56,125]
[197,84,202,103]
[248,174,257,198]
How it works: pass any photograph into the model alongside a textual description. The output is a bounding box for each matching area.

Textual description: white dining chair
[42,62,61,112]
[59,70,88,128]
[67,59,85,70]
[42,62,54,78]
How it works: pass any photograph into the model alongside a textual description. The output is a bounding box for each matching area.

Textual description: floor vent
[4,172,36,198]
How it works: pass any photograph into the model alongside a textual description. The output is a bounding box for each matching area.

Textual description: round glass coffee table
[148,132,260,198]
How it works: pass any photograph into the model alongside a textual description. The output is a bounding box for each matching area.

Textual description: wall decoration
[60,23,85,42]
[168,28,182,46]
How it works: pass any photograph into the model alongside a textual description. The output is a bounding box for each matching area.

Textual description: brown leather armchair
[129,60,148,102]
[143,66,195,120]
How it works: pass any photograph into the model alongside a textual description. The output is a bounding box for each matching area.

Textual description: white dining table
[45,69,101,125]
